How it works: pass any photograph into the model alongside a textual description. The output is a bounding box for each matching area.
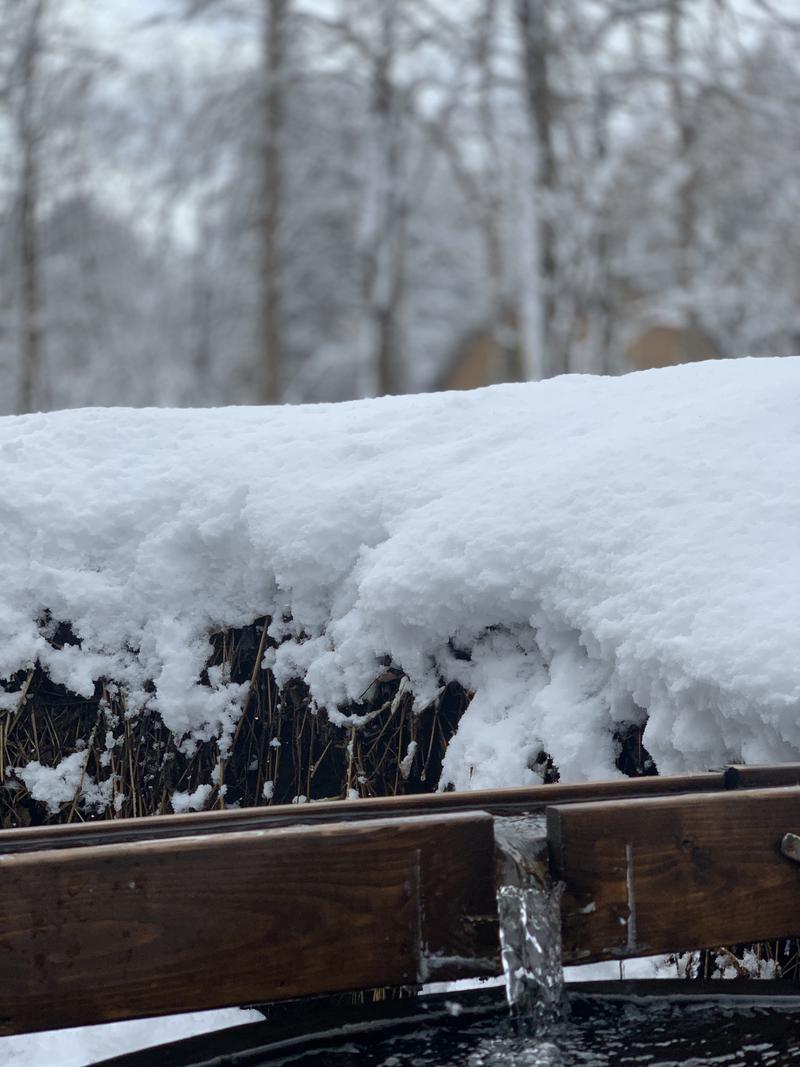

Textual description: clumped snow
[16,750,89,814]
[170,781,214,813]
[1,358,799,801]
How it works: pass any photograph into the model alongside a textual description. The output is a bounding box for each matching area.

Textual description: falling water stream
[493,815,565,1032]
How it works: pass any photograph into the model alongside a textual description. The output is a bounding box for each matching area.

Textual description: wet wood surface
[0,811,498,1035]
[549,786,800,963]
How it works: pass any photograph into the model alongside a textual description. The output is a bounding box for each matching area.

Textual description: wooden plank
[0,811,499,1036]
[548,786,800,964]
[0,771,736,855]
[724,763,800,790]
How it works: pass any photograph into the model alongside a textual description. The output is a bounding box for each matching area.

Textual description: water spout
[494,815,564,1031]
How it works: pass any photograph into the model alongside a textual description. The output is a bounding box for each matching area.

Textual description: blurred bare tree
[3,0,46,413]
[0,0,798,413]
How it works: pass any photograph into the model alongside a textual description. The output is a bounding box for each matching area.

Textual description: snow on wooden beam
[0,811,499,1036]
[549,786,800,964]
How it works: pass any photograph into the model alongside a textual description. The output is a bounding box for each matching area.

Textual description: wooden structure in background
[437,325,516,391]
[1,763,800,1036]
[625,323,719,372]
[436,318,720,390]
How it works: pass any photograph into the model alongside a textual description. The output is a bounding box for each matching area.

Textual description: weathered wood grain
[0,811,498,1035]
[548,786,800,963]
[0,770,744,855]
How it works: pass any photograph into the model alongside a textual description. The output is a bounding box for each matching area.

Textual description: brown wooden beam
[0,769,762,856]
[0,811,499,1036]
[6,764,800,1036]
[723,763,800,790]
[548,786,800,964]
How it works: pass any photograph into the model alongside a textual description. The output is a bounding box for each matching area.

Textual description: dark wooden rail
[2,763,798,856]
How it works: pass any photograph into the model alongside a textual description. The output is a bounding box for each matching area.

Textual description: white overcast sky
[63,0,259,73]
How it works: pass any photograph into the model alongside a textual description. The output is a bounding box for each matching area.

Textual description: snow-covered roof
[2,357,798,790]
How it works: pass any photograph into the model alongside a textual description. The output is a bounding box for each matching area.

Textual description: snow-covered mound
[2,357,799,792]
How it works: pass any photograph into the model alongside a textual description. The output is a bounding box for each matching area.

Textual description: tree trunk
[258,0,287,405]
[17,0,45,415]
[359,6,405,397]
[516,0,560,378]
[666,0,704,361]
[477,0,519,381]
[589,84,613,376]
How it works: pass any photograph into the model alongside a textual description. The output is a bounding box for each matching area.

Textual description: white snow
[0,1008,263,1067]
[1,357,799,802]
[15,751,89,814]
[15,750,115,815]
[399,739,418,779]
[170,782,214,813]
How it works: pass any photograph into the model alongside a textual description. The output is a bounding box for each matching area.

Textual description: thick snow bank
[2,357,799,792]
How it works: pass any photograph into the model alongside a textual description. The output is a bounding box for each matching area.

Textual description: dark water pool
[99,984,800,1067]
[265,994,800,1066]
